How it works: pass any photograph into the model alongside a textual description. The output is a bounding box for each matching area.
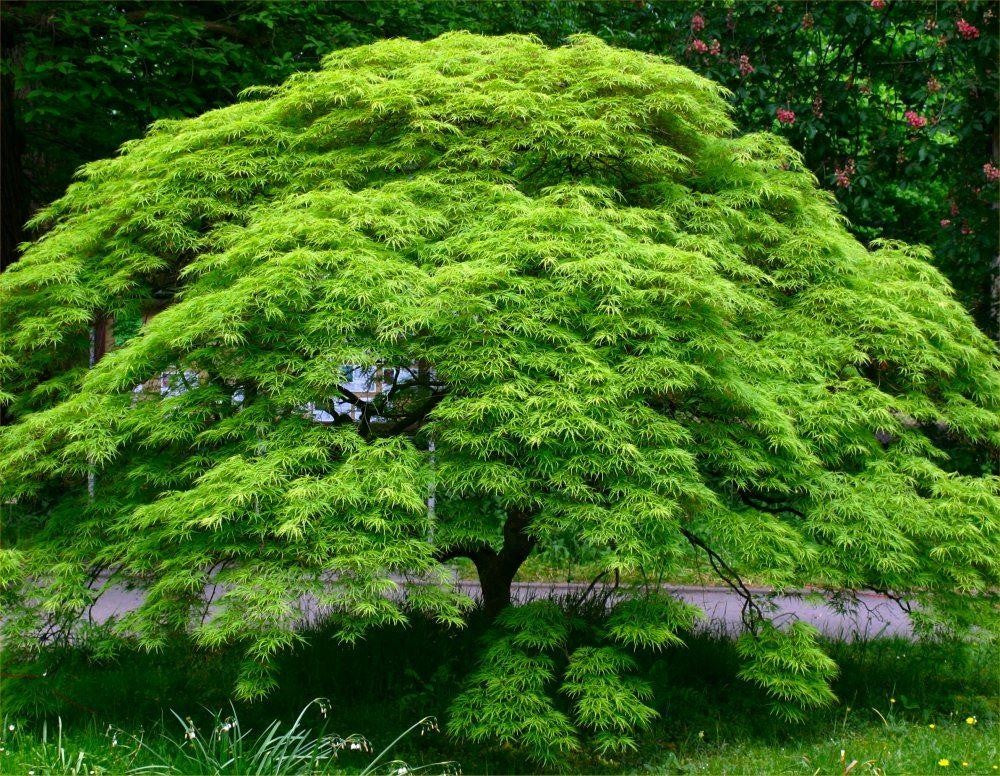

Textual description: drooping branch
[679,526,764,631]
[580,569,611,603]
[867,586,913,614]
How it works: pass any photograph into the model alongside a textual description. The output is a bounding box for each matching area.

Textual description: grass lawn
[2,617,996,774]
[1,711,995,774]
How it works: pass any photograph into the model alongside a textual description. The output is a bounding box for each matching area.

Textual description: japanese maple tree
[2,33,998,761]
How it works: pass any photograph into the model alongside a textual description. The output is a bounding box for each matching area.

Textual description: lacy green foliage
[605,594,702,649]
[736,621,839,723]
[560,646,656,755]
[447,603,577,763]
[575,1,1000,332]
[7,3,997,331]
[448,600,659,762]
[1,32,1000,754]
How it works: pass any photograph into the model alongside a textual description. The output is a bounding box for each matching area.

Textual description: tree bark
[471,552,518,618]
[473,508,537,618]
[436,508,537,619]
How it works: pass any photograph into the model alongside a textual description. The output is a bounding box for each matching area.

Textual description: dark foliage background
[2,0,997,335]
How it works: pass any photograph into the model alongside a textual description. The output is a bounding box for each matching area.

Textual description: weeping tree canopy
[2,32,999,761]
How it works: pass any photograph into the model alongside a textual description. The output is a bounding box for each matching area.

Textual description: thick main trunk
[472,553,519,619]
[440,508,537,620]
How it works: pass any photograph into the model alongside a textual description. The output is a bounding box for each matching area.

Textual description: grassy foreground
[1,706,995,774]
[2,616,997,774]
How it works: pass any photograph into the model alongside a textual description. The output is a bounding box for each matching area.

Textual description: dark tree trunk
[471,508,537,619]
[437,508,537,619]
[472,552,519,619]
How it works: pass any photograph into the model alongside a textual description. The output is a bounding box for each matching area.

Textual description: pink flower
[691,12,706,32]
[801,12,814,29]
[926,76,942,93]
[940,219,951,228]
[956,18,980,39]
[709,39,721,56]
[812,94,824,118]
[904,110,928,129]
[834,158,856,188]
[738,54,755,76]
[983,162,1000,182]
[871,0,886,10]
[691,38,709,54]
[776,107,796,125]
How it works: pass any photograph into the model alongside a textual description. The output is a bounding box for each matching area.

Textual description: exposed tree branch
[380,391,447,437]
[739,492,806,519]
[867,586,913,614]
[679,526,764,631]
[433,542,489,564]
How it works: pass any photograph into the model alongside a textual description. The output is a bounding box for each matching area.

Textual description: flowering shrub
[956,18,980,39]
[776,107,796,124]
[834,158,856,188]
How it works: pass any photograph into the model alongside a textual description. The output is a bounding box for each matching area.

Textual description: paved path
[504,582,912,639]
[82,579,912,640]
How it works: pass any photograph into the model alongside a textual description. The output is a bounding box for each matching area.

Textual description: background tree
[2,33,998,762]
[3,1,997,337]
